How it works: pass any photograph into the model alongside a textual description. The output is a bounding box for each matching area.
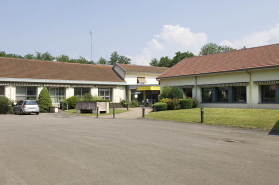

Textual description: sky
[1,0,279,65]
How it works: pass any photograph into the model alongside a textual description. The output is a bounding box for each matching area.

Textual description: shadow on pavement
[269,119,279,135]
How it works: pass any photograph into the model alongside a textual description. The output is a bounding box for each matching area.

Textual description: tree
[118,55,131,64]
[169,86,183,99]
[97,57,107,64]
[158,56,171,67]
[158,86,172,100]
[38,88,52,113]
[199,43,236,56]
[171,51,194,67]
[24,54,35,59]
[56,55,70,62]
[150,58,159,66]
[108,51,119,65]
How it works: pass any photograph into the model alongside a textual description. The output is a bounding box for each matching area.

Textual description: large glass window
[202,88,212,102]
[131,90,144,106]
[233,86,246,102]
[98,88,112,101]
[74,88,90,99]
[182,88,192,98]
[218,87,228,102]
[48,87,65,103]
[0,86,4,97]
[16,86,37,100]
[262,85,276,103]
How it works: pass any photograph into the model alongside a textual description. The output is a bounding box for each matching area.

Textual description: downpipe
[246,70,252,109]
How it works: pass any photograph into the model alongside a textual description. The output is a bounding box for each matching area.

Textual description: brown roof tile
[117,63,168,74]
[0,57,125,83]
[158,43,279,79]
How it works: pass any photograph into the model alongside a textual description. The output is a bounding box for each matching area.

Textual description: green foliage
[170,51,195,67]
[149,58,159,66]
[120,99,127,107]
[199,43,236,56]
[129,101,138,108]
[167,98,180,110]
[152,102,167,111]
[118,56,131,64]
[80,93,94,101]
[160,98,169,103]
[63,96,79,109]
[108,51,131,65]
[38,88,52,113]
[191,97,199,108]
[169,86,183,99]
[180,99,193,109]
[0,97,13,114]
[158,86,172,100]
[78,95,110,102]
[97,57,107,64]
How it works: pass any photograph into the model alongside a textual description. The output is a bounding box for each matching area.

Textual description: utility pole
[90,30,92,62]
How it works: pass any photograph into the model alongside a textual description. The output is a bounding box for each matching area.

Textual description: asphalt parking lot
[0,113,279,185]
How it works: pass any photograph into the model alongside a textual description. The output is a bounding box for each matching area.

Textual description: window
[202,88,212,102]
[48,87,65,103]
[131,89,144,106]
[74,88,90,99]
[0,86,4,97]
[137,77,147,84]
[233,86,246,102]
[98,88,112,101]
[218,87,228,102]
[262,85,276,103]
[16,86,37,100]
[182,88,192,98]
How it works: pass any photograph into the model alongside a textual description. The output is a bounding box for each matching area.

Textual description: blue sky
[1,0,279,65]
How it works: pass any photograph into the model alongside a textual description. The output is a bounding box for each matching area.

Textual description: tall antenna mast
[90,30,92,62]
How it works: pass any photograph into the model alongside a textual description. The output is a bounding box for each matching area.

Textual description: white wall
[91,87,98,96]
[4,85,16,100]
[112,86,125,103]
[66,87,74,98]
[125,73,159,85]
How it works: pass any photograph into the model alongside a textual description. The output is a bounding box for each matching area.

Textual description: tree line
[0,43,244,67]
[0,51,131,65]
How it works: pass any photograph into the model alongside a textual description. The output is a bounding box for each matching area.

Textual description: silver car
[14,100,40,115]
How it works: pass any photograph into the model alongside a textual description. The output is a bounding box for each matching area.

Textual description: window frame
[16,86,37,100]
[0,86,5,97]
[74,88,91,99]
[261,85,276,103]
[48,87,65,103]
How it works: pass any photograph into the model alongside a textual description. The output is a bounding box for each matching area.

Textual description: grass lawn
[65,108,129,117]
[145,108,279,131]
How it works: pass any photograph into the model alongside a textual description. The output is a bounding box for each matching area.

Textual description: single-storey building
[0,57,168,107]
[157,43,279,109]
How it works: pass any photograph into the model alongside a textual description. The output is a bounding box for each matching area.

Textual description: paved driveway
[0,113,278,185]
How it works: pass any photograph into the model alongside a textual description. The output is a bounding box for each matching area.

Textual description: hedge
[152,102,167,111]
[0,97,13,114]
[180,99,193,109]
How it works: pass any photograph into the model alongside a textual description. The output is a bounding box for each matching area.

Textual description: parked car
[13,100,40,115]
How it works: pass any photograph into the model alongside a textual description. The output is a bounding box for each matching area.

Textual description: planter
[76,102,109,114]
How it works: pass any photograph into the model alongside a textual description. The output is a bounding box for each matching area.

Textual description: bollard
[127,103,129,110]
[142,107,145,118]
[96,107,99,118]
[201,108,204,123]
[153,104,156,112]
[113,107,115,119]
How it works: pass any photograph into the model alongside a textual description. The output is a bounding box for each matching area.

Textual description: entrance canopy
[136,86,160,91]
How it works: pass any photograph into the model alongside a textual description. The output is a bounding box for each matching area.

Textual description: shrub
[120,99,127,107]
[192,97,199,108]
[160,98,169,103]
[38,88,52,113]
[129,101,138,108]
[0,97,13,114]
[158,86,171,101]
[169,86,183,99]
[81,93,94,101]
[152,102,167,111]
[167,98,180,110]
[63,95,79,109]
[180,99,193,109]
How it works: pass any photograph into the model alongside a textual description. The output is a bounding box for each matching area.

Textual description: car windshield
[24,101,38,105]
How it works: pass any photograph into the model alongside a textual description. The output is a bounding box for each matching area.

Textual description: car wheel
[20,109,24,115]
[13,110,16,115]
[36,113,39,115]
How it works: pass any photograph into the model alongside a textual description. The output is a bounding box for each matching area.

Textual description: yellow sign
[136,86,160,91]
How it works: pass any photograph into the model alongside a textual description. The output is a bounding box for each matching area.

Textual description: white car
[13,100,40,115]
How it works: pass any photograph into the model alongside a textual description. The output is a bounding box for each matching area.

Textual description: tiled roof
[158,43,279,79]
[117,63,168,74]
[0,57,125,83]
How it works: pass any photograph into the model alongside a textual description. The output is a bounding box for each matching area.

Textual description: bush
[120,99,127,107]
[63,95,79,109]
[38,88,52,113]
[160,98,169,103]
[158,86,171,101]
[0,97,13,114]
[180,99,193,109]
[152,102,167,111]
[192,97,199,108]
[167,98,180,110]
[169,86,183,99]
[129,101,138,108]
[81,93,94,101]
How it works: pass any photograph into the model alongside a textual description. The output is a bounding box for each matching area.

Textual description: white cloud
[220,24,279,49]
[219,40,238,49]
[130,25,207,65]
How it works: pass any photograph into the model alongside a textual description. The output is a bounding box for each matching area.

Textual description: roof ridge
[118,63,169,68]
